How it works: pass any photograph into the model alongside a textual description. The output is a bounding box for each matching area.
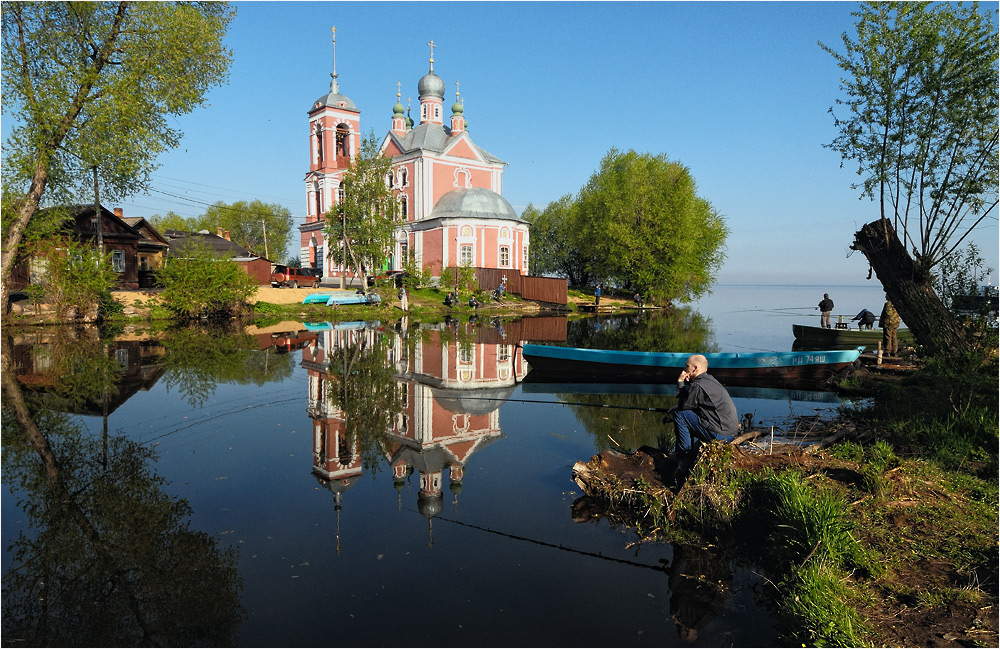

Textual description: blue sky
[23,1,1000,286]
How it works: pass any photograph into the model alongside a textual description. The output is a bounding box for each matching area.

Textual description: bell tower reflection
[301,317,533,538]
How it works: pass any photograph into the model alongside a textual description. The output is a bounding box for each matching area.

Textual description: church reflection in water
[301,316,565,530]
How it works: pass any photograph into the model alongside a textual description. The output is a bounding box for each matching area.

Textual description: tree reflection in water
[1,331,244,646]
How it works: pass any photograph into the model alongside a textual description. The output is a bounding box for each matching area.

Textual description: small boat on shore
[302,291,382,306]
[520,344,863,387]
[792,324,913,350]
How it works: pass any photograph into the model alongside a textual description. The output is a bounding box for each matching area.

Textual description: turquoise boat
[520,344,863,388]
[301,292,382,306]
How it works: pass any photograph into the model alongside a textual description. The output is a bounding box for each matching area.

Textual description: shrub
[156,243,257,320]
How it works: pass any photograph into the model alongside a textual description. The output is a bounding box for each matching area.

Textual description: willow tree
[1,1,236,313]
[521,195,592,288]
[324,131,400,288]
[821,1,998,353]
[576,149,728,305]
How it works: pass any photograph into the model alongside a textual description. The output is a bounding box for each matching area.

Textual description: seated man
[668,354,738,457]
[444,292,454,307]
[468,295,480,310]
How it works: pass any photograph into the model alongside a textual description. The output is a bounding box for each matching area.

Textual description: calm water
[2,285,879,647]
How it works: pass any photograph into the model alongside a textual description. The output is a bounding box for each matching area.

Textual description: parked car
[271,265,320,288]
[367,269,406,287]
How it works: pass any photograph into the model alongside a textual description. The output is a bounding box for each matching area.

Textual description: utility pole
[261,219,269,259]
[93,167,103,256]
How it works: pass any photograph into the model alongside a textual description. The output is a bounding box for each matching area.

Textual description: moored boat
[520,344,863,388]
[792,324,913,350]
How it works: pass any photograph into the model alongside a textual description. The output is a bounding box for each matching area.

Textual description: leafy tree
[286,256,302,268]
[198,200,293,262]
[24,237,118,321]
[150,211,197,233]
[522,196,591,287]
[156,242,257,320]
[820,1,998,353]
[576,149,728,304]
[325,130,400,285]
[1,1,235,313]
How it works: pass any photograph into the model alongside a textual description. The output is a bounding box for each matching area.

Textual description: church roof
[388,122,504,164]
[429,187,524,223]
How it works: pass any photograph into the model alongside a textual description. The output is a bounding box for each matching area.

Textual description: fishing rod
[442,395,675,414]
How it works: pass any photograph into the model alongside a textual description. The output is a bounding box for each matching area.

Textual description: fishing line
[405,507,668,572]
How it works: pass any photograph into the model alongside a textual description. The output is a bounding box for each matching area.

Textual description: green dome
[393,102,405,116]
[451,101,463,114]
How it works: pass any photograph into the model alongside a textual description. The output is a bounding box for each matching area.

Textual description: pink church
[300,33,530,282]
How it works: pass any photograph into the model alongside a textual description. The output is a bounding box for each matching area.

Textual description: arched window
[335,124,349,161]
[400,195,408,217]
[315,123,324,165]
[401,168,408,186]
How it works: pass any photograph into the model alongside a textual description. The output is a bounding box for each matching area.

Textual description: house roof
[163,230,259,259]
[385,122,504,164]
[38,204,143,241]
[121,216,170,248]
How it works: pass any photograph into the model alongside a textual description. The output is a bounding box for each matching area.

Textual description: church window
[401,168,408,186]
[337,187,345,204]
[315,124,324,165]
[335,125,349,160]
[523,246,529,272]
[460,244,473,266]
[400,195,408,217]
[500,246,510,267]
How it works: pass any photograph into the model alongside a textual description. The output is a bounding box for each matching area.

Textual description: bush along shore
[571,345,998,647]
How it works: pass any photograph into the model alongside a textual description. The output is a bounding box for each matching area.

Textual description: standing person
[667,354,738,459]
[595,283,602,306]
[398,285,408,311]
[879,295,901,355]
[817,293,835,328]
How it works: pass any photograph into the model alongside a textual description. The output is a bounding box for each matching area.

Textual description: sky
[11,1,1000,287]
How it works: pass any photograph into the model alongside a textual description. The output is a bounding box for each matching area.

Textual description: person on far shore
[817,293,834,329]
[469,294,480,310]
[595,283,602,306]
[879,295,901,355]
[398,285,408,311]
[852,308,876,330]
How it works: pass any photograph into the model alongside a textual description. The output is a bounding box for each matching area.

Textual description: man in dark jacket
[668,354,738,456]
[817,293,835,328]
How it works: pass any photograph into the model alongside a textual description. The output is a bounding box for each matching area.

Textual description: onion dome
[418,70,445,100]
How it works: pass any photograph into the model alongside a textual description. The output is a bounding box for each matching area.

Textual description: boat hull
[792,324,912,350]
[520,344,861,388]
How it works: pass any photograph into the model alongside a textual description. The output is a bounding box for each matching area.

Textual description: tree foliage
[199,200,293,262]
[1,1,235,310]
[24,237,118,320]
[155,242,257,320]
[324,130,400,279]
[578,149,727,304]
[521,196,591,287]
[820,1,998,269]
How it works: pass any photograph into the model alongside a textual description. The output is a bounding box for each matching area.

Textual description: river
[1,284,884,647]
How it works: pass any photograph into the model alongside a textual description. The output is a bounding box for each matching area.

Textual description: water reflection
[2,312,808,646]
[1,330,244,646]
[301,316,535,544]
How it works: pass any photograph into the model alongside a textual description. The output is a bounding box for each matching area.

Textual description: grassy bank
[575,347,998,647]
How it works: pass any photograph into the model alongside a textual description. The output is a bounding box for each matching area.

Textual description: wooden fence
[474,268,567,305]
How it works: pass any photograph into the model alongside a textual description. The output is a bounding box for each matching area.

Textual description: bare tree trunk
[851,219,966,355]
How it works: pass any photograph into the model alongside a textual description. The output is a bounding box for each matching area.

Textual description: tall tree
[820,1,998,353]
[324,131,400,286]
[198,200,293,262]
[576,149,728,304]
[1,1,235,313]
[522,196,592,288]
[150,211,198,233]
